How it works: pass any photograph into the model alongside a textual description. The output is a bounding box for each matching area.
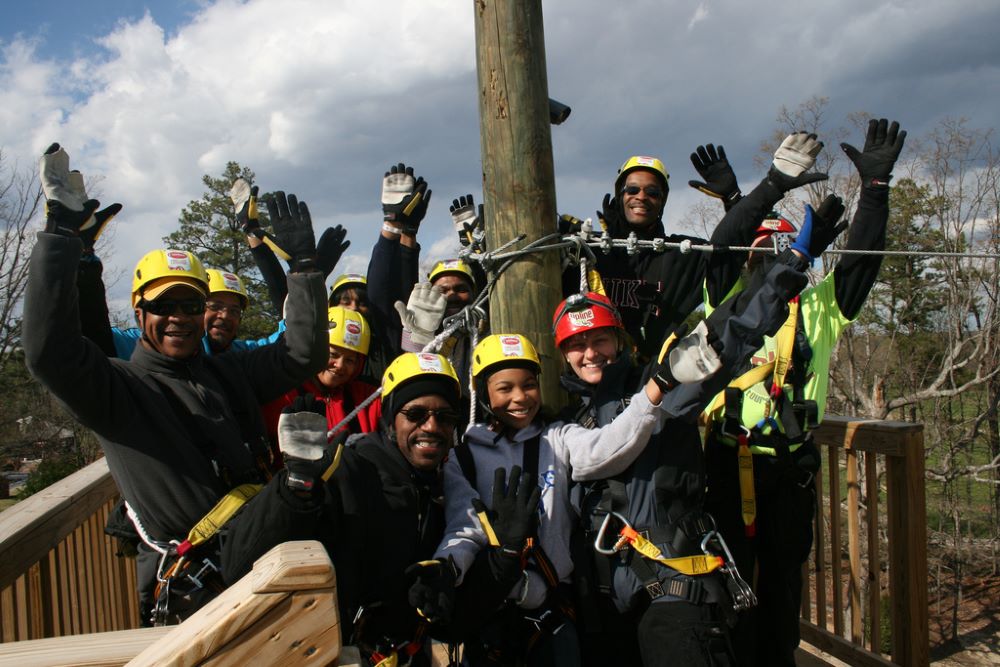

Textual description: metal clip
[599,235,613,255]
[701,530,757,611]
[626,232,639,256]
[185,558,220,590]
[593,510,632,555]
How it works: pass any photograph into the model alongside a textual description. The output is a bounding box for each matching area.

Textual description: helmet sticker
[500,336,524,357]
[346,320,361,335]
[165,250,192,272]
[634,156,658,167]
[417,353,444,373]
[344,328,361,348]
[568,309,595,329]
[221,272,240,290]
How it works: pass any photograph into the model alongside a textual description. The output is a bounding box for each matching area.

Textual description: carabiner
[593,510,632,555]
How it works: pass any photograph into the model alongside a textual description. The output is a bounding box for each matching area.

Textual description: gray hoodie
[435,389,662,609]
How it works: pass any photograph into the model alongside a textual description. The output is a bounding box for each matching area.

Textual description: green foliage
[162,162,279,339]
[20,456,79,497]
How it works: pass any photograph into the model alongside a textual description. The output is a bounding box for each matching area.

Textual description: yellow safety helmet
[131,249,209,307]
[615,155,670,196]
[428,258,475,286]
[327,306,371,356]
[382,352,462,416]
[331,273,367,296]
[206,269,249,309]
[472,334,542,379]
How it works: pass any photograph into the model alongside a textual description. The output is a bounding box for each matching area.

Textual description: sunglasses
[621,184,665,199]
[399,407,462,427]
[206,301,244,317]
[140,298,206,316]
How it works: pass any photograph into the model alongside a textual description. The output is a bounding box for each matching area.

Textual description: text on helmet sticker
[166,250,192,272]
[417,354,444,373]
[500,336,524,357]
[568,309,595,329]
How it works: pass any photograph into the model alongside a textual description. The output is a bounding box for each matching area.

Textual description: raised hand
[840,118,907,187]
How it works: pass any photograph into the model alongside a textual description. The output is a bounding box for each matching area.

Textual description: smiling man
[220,352,467,661]
[23,143,329,625]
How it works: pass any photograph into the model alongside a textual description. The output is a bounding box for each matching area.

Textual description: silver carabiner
[593,510,632,555]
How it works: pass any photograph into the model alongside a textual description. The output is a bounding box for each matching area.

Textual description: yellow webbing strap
[586,268,606,295]
[737,440,756,536]
[261,232,291,261]
[184,483,262,550]
[619,526,724,576]
[477,508,501,547]
[702,360,776,424]
[320,442,345,483]
[771,297,799,397]
[373,653,399,667]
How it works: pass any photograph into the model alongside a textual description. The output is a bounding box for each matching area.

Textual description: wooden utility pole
[473,0,565,408]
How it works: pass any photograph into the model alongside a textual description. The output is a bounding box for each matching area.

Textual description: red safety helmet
[752,212,797,247]
[552,292,624,347]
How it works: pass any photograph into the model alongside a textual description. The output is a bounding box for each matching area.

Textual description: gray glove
[395,283,447,350]
[278,394,338,493]
[767,132,829,192]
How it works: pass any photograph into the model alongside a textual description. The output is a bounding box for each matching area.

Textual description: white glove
[668,320,723,384]
[382,163,416,206]
[40,144,89,211]
[772,132,823,178]
[278,411,329,461]
[395,283,448,349]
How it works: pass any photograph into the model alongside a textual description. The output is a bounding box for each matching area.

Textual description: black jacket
[222,431,447,645]
[591,179,787,359]
[22,233,329,544]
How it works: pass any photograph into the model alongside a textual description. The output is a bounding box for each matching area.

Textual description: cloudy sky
[2,0,999,308]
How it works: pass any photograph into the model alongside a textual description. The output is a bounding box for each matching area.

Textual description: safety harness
[703,298,818,537]
[454,434,577,657]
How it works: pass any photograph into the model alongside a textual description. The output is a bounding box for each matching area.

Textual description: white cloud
[688,3,710,30]
[1,0,999,307]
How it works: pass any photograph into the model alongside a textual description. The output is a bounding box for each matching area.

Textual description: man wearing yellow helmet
[23,144,329,625]
[221,353,472,661]
[588,134,832,363]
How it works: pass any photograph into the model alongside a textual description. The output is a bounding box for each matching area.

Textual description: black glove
[80,203,122,254]
[266,191,317,273]
[688,144,742,206]
[450,194,481,246]
[382,163,431,233]
[596,193,623,234]
[39,143,109,239]
[405,556,459,625]
[766,132,829,193]
[316,225,350,279]
[472,465,540,559]
[278,393,338,493]
[790,194,848,263]
[840,118,907,187]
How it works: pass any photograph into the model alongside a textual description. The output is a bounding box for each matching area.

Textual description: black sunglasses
[621,184,665,199]
[399,407,462,427]
[140,298,206,316]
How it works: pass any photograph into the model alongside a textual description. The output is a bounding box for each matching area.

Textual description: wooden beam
[0,627,171,667]
[474,0,566,409]
[800,623,896,667]
[127,541,340,667]
[0,459,118,592]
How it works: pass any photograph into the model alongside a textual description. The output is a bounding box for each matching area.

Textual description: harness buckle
[644,580,665,599]
[185,557,220,590]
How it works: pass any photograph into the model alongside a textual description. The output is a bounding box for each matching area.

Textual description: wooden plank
[0,586,14,642]
[200,590,341,666]
[28,562,44,639]
[829,445,843,637]
[15,575,28,641]
[75,525,93,635]
[128,541,336,667]
[886,429,929,666]
[846,447,862,643]
[813,468,828,630]
[800,622,896,667]
[812,417,921,458]
[865,454,882,655]
[38,552,57,637]
[0,459,118,592]
[0,626,172,667]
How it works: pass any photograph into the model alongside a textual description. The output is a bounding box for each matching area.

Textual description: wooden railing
[801,416,929,667]
[0,458,139,642]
